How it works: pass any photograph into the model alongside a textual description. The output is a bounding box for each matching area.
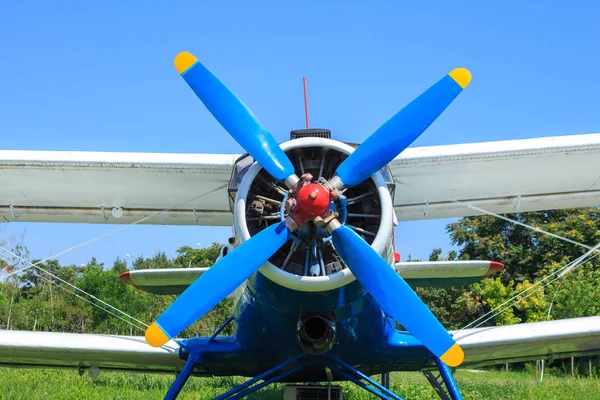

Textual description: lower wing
[0,316,598,374]
[455,316,600,367]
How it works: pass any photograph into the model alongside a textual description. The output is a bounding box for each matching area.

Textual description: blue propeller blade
[174,52,296,183]
[333,68,471,188]
[331,225,464,366]
[146,221,292,347]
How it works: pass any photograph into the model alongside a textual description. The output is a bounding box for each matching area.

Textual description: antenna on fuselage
[303,76,310,129]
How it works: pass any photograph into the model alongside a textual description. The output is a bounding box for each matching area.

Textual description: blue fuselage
[180,271,431,381]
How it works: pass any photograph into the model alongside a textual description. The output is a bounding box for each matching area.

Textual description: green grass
[0,367,598,399]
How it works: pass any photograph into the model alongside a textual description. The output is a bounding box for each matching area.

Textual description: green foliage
[175,244,223,268]
[414,248,480,329]
[425,207,600,328]
[1,208,599,345]
[447,208,600,282]
[0,241,233,337]
[549,269,600,320]
[415,285,481,330]
[1,210,600,397]
[472,278,520,325]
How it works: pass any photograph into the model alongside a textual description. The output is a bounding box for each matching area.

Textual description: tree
[548,268,600,320]
[447,208,600,283]
[444,208,600,327]
[2,208,598,335]
[175,243,223,268]
[132,252,170,270]
[414,249,480,329]
[0,240,234,337]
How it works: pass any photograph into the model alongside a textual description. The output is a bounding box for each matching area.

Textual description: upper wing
[390,133,600,220]
[455,316,600,367]
[0,150,236,226]
[3,133,600,226]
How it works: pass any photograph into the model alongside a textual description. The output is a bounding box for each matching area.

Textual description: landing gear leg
[166,352,311,400]
[214,353,309,400]
[381,372,390,389]
[165,352,202,400]
[423,357,463,400]
[324,354,402,400]
[434,358,463,400]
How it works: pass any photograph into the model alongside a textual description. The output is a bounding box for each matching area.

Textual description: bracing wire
[36,273,147,332]
[392,178,600,333]
[393,179,599,258]
[451,200,600,255]
[0,245,148,329]
[449,199,600,332]
[457,247,600,332]
[0,183,228,332]
[3,183,228,280]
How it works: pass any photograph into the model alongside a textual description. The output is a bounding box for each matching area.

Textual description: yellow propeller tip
[449,68,472,89]
[145,322,170,347]
[174,52,198,74]
[440,343,464,367]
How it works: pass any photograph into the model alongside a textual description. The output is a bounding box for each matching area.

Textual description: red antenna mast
[303,76,310,129]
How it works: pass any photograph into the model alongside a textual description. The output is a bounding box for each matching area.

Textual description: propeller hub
[292,183,331,226]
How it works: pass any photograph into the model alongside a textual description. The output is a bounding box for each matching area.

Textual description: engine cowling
[233,137,395,292]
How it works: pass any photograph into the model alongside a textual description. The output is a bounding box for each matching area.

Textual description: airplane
[1,51,600,400]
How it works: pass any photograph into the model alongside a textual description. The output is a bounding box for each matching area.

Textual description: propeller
[330,68,471,190]
[174,52,299,188]
[145,219,295,347]
[328,221,463,366]
[146,52,470,367]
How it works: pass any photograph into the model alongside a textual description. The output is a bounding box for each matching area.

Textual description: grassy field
[0,367,598,399]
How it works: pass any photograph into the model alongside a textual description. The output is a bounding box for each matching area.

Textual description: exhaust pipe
[297,313,336,355]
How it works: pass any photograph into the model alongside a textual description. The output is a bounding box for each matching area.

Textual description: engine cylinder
[233,137,395,293]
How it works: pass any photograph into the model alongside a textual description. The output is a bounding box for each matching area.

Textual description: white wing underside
[2,133,600,226]
[0,317,598,374]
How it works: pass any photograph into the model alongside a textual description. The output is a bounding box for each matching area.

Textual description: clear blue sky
[1,1,599,267]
